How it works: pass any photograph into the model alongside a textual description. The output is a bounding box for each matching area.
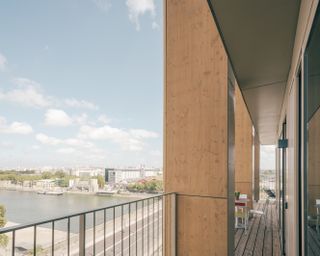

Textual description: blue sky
[0,0,163,169]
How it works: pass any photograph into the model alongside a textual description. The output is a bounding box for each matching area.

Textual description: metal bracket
[278,139,288,149]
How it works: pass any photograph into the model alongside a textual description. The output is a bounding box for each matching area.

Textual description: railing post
[79,214,85,256]
[171,193,176,256]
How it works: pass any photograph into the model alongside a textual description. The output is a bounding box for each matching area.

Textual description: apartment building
[1,1,319,255]
[163,0,319,255]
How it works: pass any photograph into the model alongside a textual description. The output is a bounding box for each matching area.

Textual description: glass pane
[305,10,320,255]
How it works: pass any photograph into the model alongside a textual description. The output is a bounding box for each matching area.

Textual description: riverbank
[0,185,159,199]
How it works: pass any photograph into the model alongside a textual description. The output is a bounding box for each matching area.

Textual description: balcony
[0,193,170,256]
[0,190,282,256]
[235,200,280,256]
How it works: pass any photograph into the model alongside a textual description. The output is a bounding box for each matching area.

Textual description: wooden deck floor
[235,200,281,256]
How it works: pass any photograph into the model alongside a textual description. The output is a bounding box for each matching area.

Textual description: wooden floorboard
[235,200,280,256]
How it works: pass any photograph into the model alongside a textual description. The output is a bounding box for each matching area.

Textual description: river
[0,190,136,225]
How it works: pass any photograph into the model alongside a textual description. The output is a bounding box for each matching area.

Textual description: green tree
[41,172,53,179]
[54,171,66,179]
[0,205,8,248]
[97,175,105,189]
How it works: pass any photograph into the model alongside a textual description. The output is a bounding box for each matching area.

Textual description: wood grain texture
[235,84,253,207]
[177,195,228,256]
[164,0,230,255]
[165,0,228,197]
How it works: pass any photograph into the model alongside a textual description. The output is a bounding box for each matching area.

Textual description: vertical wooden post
[164,0,234,255]
[235,85,254,209]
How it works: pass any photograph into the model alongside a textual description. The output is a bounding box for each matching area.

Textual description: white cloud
[31,145,41,150]
[126,0,156,31]
[0,77,99,110]
[151,21,159,30]
[92,0,111,12]
[98,114,111,124]
[57,147,75,154]
[129,129,158,139]
[36,133,94,150]
[0,116,33,135]
[73,113,89,125]
[0,78,52,108]
[36,133,61,146]
[78,124,158,151]
[44,109,73,127]
[0,53,7,71]
[65,98,98,110]
[260,145,276,170]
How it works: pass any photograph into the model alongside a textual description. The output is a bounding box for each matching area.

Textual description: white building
[106,167,162,183]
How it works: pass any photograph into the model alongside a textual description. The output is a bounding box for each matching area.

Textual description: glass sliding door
[278,122,287,254]
[304,7,320,255]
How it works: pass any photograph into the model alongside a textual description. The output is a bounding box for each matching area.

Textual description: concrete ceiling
[208,0,301,144]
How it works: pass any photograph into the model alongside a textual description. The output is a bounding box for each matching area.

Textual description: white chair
[235,200,249,232]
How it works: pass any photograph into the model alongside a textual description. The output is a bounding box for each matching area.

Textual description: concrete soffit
[207,0,301,144]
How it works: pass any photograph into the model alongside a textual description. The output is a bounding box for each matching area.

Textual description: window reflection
[305,10,320,254]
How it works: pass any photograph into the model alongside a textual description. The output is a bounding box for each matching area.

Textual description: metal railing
[0,193,176,256]
[260,174,276,199]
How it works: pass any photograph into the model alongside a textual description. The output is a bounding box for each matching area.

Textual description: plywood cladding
[235,85,253,208]
[165,0,231,255]
[165,0,228,197]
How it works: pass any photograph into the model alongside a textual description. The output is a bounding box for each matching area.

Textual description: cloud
[151,21,159,30]
[126,0,156,31]
[73,113,89,125]
[0,78,52,108]
[98,114,111,124]
[129,129,158,139]
[260,145,275,170]
[0,77,99,110]
[92,0,111,12]
[36,133,94,149]
[57,147,75,154]
[0,53,7,71]
[31,145,41,150]
[36,133,61,145]
[78,124,158,151]
[0,116,33,135]
[44,109,73,127]
[65,98,98,110]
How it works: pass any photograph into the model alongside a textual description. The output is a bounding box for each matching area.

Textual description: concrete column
[164,0,234,255]
[235,85,254,209]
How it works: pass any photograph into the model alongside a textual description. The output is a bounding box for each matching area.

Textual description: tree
[41,172,53,179]
[0,205,8,248]
[97,175,105,189]
[54,171,66,179]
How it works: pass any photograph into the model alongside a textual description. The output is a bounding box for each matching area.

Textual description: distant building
[69,167,104,177]
[106,167,162,184]
[105,168,114,182]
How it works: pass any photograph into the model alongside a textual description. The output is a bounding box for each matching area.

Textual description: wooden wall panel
[165,0,228,196]
[165,0,231,255]
[235,84,254,208]
[177,196,227,255]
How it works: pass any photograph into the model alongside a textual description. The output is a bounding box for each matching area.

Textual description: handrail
[0,192,174,234]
